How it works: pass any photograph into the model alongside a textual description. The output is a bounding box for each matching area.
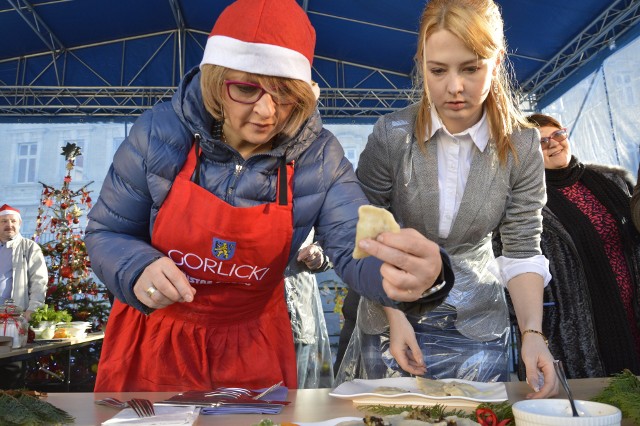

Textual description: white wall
[0,121,373,237]
[0,121,129,236]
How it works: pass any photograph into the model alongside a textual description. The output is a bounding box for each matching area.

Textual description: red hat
[200,0,315,83]
[0,204,20,219]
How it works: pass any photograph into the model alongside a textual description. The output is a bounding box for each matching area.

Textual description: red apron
[95,144,297,391]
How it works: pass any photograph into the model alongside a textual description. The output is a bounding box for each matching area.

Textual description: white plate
[295,418,362,426]
[33,338,71,342]
[329,377,507,408]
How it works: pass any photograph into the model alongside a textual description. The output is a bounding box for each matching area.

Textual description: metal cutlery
[208,380,283,399]
[154,381,289,408]
[252,381,283,399]
[553,360,579,417]
[95,397,155,418]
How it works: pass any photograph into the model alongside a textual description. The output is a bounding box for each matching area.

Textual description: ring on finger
[145,285,157,298]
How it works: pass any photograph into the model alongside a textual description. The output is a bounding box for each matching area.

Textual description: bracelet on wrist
[522,329,548,346]
[420,267,446,298]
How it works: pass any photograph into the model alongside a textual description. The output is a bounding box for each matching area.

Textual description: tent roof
[1,0,639,120]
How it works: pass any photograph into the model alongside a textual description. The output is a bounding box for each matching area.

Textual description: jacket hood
[172,66,323,163]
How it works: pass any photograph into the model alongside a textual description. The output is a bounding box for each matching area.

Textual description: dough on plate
[335,413,479,425]
[372,386,409,395]
[415,377,483,398]
[353,205,401,259]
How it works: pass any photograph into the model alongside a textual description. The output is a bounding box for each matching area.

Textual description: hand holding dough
[353,205,401,259]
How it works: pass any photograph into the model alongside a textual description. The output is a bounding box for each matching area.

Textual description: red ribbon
[0,313,26,336]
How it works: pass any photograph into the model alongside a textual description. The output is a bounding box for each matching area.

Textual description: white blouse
[430,109,551,286]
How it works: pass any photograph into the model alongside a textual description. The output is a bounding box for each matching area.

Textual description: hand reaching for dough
[385,306,427,376]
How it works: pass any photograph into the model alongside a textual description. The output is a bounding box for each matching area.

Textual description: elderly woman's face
[539,125,571,169]
[220,70,295,156]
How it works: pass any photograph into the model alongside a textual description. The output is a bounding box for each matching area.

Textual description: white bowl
[513,399,621,425]
[55,321,91,338]
[31,321,57,339]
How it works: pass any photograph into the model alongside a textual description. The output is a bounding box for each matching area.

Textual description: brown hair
[526,113,563,130]
[414,0,531,165]
[200,64,317,137]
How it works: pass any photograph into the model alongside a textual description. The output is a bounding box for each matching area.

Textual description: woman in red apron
[95,144,297,390]
[88,0,452,392]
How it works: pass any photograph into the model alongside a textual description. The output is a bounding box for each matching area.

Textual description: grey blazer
[357,103,545,260]
[355,103,546,341]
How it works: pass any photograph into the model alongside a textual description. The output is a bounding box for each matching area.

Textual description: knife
[155,400,289,408]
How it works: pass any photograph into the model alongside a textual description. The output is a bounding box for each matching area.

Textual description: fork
[207,380,283,400]
[129,398,155,417]
[95,397,156,417]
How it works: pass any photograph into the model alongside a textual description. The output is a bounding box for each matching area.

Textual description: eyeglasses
[223,80,295,105]
[540,128,568,149]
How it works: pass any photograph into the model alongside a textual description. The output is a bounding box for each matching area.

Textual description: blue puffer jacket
[86,67,449,314]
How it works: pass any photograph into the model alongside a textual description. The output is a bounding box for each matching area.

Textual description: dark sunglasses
[223,80,294,105]
[540,128,568,149]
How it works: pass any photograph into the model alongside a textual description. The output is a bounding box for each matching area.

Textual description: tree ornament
[60,266,73,279]
[61,142,82,160]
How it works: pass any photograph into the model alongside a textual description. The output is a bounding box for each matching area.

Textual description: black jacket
[500,163,640,379]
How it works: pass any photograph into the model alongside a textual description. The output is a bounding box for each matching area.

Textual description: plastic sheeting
[285,235,334,389]
[336,237,510,385]
[541,35,640,178]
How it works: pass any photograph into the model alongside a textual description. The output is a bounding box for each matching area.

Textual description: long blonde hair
[414,0,531,165]
[200,64,317,138]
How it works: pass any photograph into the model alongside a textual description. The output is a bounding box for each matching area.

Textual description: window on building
[17,143,37,183]
[344,147,359,167]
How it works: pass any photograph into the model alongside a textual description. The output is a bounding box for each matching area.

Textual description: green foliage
[591,369,640,423]
[0,391,74,425]
[359,403,467,419]
[252,403,514,426]
[359,401,513,424]
[28,305,71,327]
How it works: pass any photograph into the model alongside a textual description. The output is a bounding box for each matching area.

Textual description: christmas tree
[33,142,110,330]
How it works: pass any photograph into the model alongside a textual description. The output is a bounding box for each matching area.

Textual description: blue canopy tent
[0,0,639,120]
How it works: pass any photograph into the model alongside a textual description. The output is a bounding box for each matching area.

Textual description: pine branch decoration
[0,390,74,425]
[358,403,468,420]
[357,401,514,424]
[591,369,640,423]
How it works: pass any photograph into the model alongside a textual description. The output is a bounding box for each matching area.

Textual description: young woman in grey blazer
[336,0,559,399]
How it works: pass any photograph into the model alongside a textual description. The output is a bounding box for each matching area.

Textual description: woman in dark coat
[527,113,640,379]
[632,163,640,232]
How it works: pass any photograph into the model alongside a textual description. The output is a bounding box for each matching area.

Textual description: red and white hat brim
[0,210,20,218]
[200,35,312,84]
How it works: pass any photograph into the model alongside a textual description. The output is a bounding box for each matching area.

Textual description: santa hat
[200,0,315,84]
[0,204,20,219]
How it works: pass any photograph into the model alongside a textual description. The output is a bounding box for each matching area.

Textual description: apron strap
[192,134,202,185]
[277,157,287,206]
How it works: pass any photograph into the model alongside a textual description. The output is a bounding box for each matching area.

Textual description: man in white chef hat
[0,204,48,320]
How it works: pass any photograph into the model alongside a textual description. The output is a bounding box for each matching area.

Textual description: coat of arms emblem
[212,238,235,260]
